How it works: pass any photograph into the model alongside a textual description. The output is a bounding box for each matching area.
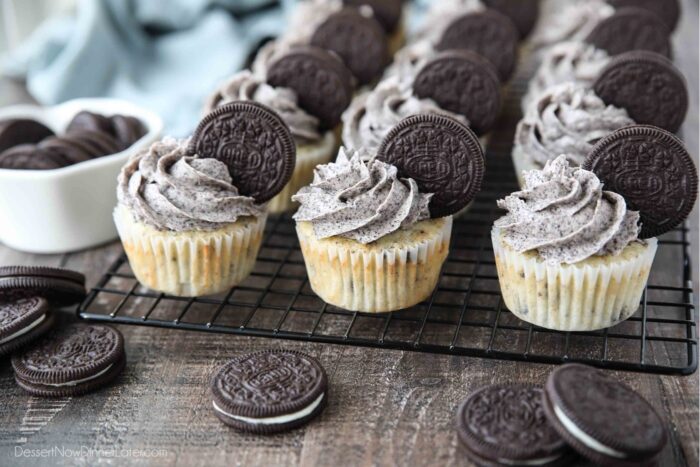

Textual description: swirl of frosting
[495,155,640,264]
[292,148,432,243]
[341,77,469,152]
[414,0,485,43]
[515,83,634,168]
[117,138,263,231]
[383,40,435,89]
[522,41,611,111]
[206,71,321,143]
[531,0,614,49]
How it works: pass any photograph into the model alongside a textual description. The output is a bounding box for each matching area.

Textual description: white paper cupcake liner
[297,217,453,313]
[492,229,658,331]
[114,205,267,297]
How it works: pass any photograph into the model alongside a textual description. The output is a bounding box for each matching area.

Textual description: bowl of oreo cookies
[0,98,162,253]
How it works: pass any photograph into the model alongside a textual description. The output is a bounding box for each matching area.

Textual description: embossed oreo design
[583,125,698,239]
[594,51,688,134]
[585,7,671,58]
[189,101,295,203]
[310,8,388,85]
[0,265,86,306]
[607,0,680,31]
[343,0,402,33]
[483,0,540,38]
[267,46,354,129]
[457,384,572,466]
[211,350,328,434]
[0,297,53,356]
[377,114,484,218]
[435,10,519,81]
[413,50,502,136]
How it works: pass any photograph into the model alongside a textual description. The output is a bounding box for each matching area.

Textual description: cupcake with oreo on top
[293,114,484,313]
[115,102,296,297]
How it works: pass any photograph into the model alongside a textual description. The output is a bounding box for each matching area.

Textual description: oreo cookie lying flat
[377,114,484,218]
[0,119,54,153]
[0,144,68,170]
[583,125,697,239]
[457,384,574,467]
[593,51,688,134]
[267,45,354,129]
[210,350,328,434]
[413,50,502,136]
[188,101,296,203]
[344,0,402,33]
[0,266,87,307]
[607,0,680,31]
[543,364,667,466]
[483,0,540,38]
[66,110,114,135]
[435,9,519,81]
[12,324,125,397]
[585,7,671,58]
[310,8,388,85]
[0,297,54,357]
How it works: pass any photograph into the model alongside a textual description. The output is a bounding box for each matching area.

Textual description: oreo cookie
[543,364,667,466]
[457,384,574,467]
[0,297,54,357]
[343,0,402,33]
[188,101,296,203]
[435,9,519,81]
[0,119,54,153]
[593,51,688,134]
[583,125,698,239]
[12,324,125,397]
[0,144,68,170]
[585,7,671,58]
[111,115,146,149]
[267,45,354,129]
[606,0,680,31]
[310,8,388,85]
[413,50,502,136]
[0,266,87,307]
[66,110,114,135]
[210,350,328,434]
[376,114,484,218]
[483,0,540,38]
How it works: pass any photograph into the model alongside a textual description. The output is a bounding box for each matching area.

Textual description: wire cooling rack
[77,63,697,376]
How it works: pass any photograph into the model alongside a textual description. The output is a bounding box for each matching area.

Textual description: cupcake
[293,114,485,313]
[115,102,297,297]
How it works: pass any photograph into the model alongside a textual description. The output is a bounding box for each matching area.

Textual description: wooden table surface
[1,3,698,466]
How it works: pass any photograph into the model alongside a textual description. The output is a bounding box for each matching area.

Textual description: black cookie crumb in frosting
[12,324,126,397]
[585,7,672,58]
[0,297,54,357]
[210,350,327,434]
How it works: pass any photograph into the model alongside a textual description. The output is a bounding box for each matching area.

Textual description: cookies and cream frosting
[515,83,634,168]
[531,0,614,49]
[414,0,485,43]
[495,156,640,264]
[117,137,263,232]
[341,77,469,152]
[205,71,322,143]
[292,148,432,243]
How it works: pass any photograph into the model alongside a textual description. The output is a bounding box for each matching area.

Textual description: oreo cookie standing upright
[585,7,672,58]
[606,0,680,31]
[0,297,54,356]
[483,0,540,39]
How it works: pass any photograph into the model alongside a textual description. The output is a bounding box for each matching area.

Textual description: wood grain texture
[0,1,698,466]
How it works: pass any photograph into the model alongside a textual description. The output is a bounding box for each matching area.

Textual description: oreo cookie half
[593,51,688,134]
[210,350,328,434]
[457,384,574,467]
[343,0,402,33]
[12,324,125,397]
[413,50,502,136]
[189,101,296,203]
[0,297,54,356]
[376,114,484,218]
[543,364,667,466]
[585,7,671,58]
[483,0,540,39]
[310,8,388,85]
[583,125,698,239]
[65,110,114,135]
[267,45,354,129]
[606,0,680,31]
[0,119,54,153]
[435,9,519,81]
[0,266,87,307]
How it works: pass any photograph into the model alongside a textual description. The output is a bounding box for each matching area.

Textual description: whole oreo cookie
[543,364,667,466]
[66,111,114,135]
[457,384,574,467]
[0,297,54,357]
[413,50,502,136]
[210,350,328,434]
[39,137,93,165]
[67,130,122,157]
[267,45,354,129]
[483,0,540,38]
[606,0,680,31]
[0,144,68,170]
[376,114,484,218]
[310,8,388,85]
[111,115,146,149]
[343,0,402,33]
[0,265,87,307]
[593,51,688,134]
[583,125,697,239]
[0,119,54,153]
[12,324,125,397]
[188,101,296,203]
[585,7,671,58]
[435,9,519,81]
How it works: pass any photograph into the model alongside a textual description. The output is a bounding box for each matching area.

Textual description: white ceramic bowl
[0,98,163,254]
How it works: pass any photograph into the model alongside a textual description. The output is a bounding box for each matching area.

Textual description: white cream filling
[213,392,325,425]
[554,404,626,458]
[0,314,46,344]
[45,364,114,387]
[496,453,563,466]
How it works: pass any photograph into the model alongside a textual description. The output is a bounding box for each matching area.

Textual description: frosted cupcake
[293,114,484,313]
[530,0,613,53]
